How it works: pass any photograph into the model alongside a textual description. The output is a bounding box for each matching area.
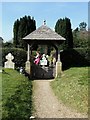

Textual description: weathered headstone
[4,53,15,69]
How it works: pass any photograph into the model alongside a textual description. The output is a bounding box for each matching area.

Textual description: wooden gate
[31,63,55,79]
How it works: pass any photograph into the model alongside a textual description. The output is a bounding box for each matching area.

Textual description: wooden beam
[27,44,30,61]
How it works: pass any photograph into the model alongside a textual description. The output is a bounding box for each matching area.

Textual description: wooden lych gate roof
[23,24,66,42]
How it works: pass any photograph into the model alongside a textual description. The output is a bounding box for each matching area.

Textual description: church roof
[23,24,66,41]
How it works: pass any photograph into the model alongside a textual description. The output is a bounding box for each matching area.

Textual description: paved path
[33,79,87,118]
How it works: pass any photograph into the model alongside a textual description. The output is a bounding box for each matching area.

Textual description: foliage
[79,22,87,31]
[37,45,52,55]
[0,47,2,66]
[60,48,89,70]
[2,68,32,120]
[13,15,36,50]
[51,67,88,113]
[2,42,13,48]
[73,29,88,48]
[2,48,27,67]
[74,27,79,32]
[55,17,73,49]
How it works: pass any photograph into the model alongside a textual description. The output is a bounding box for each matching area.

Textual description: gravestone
[4,53,15,69]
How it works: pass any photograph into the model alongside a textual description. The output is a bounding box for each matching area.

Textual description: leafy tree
[13,15,36,50]
[73,22,88,48]
[74,27,79,32]
[55,17,73,49]
[73,30,88,48]
[79,22,87,31]
[2,42,13,48]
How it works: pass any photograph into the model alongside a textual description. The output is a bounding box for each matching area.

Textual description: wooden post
[27,44,30,61]
[25,44,31,74]
[58,50,60,62]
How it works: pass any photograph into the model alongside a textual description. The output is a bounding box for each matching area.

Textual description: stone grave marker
[4,53,15,69]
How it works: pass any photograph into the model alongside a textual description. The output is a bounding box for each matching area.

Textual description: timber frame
[23,22,66,78]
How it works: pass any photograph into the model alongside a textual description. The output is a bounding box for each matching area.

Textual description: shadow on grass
[2,82,32,120]
[2,69,10,75]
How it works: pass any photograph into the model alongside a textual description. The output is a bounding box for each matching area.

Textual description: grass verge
[2,68,32,120]
[51,67,88,114]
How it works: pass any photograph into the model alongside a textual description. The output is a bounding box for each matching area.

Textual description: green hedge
[61,48,89,69]
[2,48,27,68]
[0,48,2,66]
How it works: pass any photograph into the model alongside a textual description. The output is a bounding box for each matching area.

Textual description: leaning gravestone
[4,53,15,69]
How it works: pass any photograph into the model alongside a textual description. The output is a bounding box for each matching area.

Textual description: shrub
[2,48,27,68]
[0,48,2,66]
[61,48,89,69]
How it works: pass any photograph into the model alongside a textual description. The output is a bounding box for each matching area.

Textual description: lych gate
[23,22,66,78]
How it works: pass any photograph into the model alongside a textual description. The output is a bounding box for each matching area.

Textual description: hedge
[2,48,27,68]
[0,48,2,67]
[2,47,89,69]
[60,48,89,70]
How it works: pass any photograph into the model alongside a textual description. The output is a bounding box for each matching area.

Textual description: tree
[79,22,87,31]
[73,28,88,48]
[55,17,73,49]
[13,15,36,50]
[13,19,20,47]
[73,21,88,48]
[74,27,79,32]
[2,42,13,48]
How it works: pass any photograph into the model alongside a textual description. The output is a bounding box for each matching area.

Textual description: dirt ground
[32,79,88,118]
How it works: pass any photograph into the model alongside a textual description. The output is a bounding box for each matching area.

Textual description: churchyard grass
[51,67,88,114]
[2,68,32,119]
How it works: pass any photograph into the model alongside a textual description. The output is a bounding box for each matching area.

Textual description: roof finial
[43,20,46,25]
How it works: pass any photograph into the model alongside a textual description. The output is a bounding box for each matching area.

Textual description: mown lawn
[2,68,32,120]
[51,67,88,114]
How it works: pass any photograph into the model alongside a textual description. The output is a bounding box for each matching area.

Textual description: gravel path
[33,79,87,118]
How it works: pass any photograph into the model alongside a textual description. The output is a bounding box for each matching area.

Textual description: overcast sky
[0,1,88,42]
